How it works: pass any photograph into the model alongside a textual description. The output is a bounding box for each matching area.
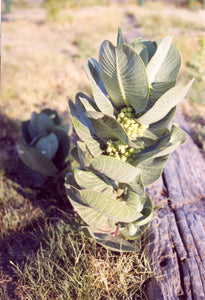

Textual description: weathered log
[146,110,205,300]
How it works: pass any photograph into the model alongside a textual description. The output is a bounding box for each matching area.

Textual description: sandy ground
[1,2,204,121]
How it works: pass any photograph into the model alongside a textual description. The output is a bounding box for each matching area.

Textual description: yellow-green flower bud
[121,156,127,162]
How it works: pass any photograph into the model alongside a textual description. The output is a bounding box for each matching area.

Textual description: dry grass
[9,219,154,299]
[1,4,124,120]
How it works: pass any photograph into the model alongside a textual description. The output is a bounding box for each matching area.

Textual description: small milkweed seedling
[65,28,194,252]
[17,109,72,187]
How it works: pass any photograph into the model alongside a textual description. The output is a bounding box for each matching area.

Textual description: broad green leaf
[86,111,144,149]
[29,112,55,138]
[140,128,158,140]
[18,159,46,187]
[41,108,61,126]
[72,115,102,157]
[126,189,146,212]
[74,168,116,199]
[137,80,194,125]
[69,100,103,157]
[169,123,187,145]
[130,38,157,60]
[119,193,152,239]
[90,155,140,183]
[99,41,149,113]
[65,174,116,233]
[87,229,138,252]
[134,124,187,166]
[120,222,150,240]
[141,40,157,60]
[117,27,124,45]
[138,155,169,186]
[71,147,81,165]
[85,58,115,117]
[21,120,32,144]
[73,200,116,233]
[86,111,128,141]
[129,39,149,66]
[80,190,142,223]
[148,107,176,137]
[74,141,93,168]
[146,35,181,101]
[17,139,58,177]
[133,193,153,226]
[76,92,99,112]
[125,177,146,211]
[71,97,95,131]
[146,35,180,84]
[35,133,58,160]
[76,141,93,168]
[51,127,71,169]
[125,175,145,195]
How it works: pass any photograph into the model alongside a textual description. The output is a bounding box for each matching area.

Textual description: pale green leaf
[76,92,98,112]
[137,79,194,125]
[85,58,115,117]
[51,127,71,169]
[17,139,58,177]
[125,189,146,212]
[29,112,55,138]
[69,100,103,157]
[148,107,176,137]
[90,155,140,183]
[80,190,142,223]
[146,36,181,101]
[87,229,138,252]
[137,155,169,186]
[86,111,128,141]
[71,146,81,165]
[35,133,58,160]
[65,175,116,233]
[74,168,116,199]
[76,141,93,168]
[134,124,187,166]
[99,41,149,113]
[86,111,143,149]
[117,27,124,45]
[18,159,46,187]
[41,108,61,126]
[133,193,153,226]
[119,193,152,239]
[141,39,157,60]
[146,35,180,84]
[129,40,149,66]
[71,115,102,157]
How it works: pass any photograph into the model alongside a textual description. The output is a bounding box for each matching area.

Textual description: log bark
[146,111,205,300]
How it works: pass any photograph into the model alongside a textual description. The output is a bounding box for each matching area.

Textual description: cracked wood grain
[146,111,205,300]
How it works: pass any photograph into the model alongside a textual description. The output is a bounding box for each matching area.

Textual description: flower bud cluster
[106,140,141,164]
[117,106,148,139]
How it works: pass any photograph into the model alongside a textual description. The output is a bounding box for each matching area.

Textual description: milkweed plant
[17,109,72,187]
[65,29,193,251]
[65,28,194,252]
